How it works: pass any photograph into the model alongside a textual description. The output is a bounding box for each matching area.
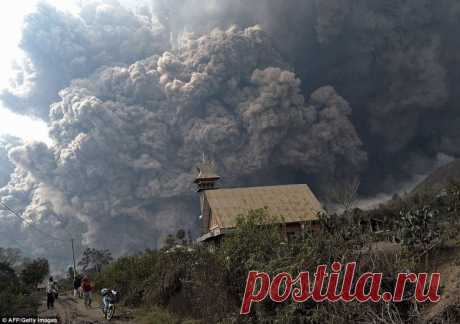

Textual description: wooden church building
[194,159,323,244]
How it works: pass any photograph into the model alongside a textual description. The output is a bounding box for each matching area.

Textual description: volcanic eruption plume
[1,0,459,266]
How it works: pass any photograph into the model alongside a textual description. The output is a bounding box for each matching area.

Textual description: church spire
[194,154,220,192]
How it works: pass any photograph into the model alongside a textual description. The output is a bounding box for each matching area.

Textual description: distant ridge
[412,159,460,195]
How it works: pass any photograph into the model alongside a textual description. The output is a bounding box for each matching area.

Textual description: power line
[0,201,67,242]
[0,201,83,277]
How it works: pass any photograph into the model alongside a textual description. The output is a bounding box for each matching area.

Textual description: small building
[194,160,323,244]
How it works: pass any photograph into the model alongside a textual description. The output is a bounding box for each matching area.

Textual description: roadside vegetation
[90,182,460,323]
[4,182,460,322]
[0,248,49,315]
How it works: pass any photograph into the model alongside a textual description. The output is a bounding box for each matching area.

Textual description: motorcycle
[101,289,118,321]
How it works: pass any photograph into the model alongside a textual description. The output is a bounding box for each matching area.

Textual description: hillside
[412,160,460,196]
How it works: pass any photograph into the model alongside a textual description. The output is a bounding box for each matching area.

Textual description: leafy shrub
[0,261,41,315]
[20,258,49,288]
[218,208,284,297]
[95,250,160,306]
[134,307,181,324]
[95,192,460,323]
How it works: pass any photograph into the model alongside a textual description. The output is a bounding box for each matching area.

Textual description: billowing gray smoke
[1,0,459,267]
[1,1,168,120]
[151,0,460,192]
[0,136,22,187]
[1,15,365,266]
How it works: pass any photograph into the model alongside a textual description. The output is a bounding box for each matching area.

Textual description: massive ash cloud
[151,0,460,192]
[2,0,460,266]
[1,0,168,120]
[263,0,460,191]
[0,3,365,266]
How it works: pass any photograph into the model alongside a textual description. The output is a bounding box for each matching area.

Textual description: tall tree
[78,248,113,273]
[20,258,49,287]
[0,247,22,267]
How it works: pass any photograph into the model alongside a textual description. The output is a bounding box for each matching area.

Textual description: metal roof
[204,184,322,229]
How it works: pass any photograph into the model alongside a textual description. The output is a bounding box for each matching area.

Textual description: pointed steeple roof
[194,154,220,183]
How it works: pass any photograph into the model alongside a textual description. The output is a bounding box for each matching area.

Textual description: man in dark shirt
[73,275,82,298]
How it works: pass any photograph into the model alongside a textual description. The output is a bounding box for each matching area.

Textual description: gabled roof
[204,184,322,229]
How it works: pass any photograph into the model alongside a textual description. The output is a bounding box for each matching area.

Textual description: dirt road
[39,292,135,324]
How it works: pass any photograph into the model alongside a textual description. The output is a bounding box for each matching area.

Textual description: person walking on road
[73,275,82,298]
[81,275,93,308]
[46,276,58,309]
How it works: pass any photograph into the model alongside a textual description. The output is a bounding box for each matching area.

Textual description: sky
[0,0,79,144]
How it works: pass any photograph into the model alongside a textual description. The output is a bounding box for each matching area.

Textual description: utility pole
[0,201,80,282]
[71,238,77,280]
